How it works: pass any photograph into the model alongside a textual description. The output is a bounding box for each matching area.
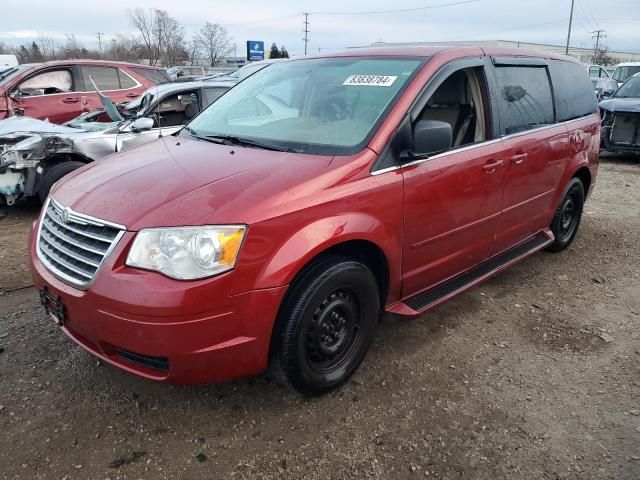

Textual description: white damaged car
[0,81,231,206]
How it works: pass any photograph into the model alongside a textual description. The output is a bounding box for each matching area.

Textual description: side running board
[387,230,554,316]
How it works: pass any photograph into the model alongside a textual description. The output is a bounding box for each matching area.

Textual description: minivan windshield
[614,75,640,98]
[185,57,424,155]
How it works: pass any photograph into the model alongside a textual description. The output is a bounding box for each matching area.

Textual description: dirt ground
[0,154,638,480]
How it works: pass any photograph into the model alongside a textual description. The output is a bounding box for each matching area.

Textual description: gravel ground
[0,155,639,480]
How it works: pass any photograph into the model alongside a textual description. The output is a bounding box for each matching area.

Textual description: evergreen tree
[269,43,280,59]
[279,46,289,59]
[17,45,30,63]
[29,41,44,62]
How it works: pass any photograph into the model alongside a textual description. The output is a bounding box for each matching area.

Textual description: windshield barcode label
[343,75,398,87]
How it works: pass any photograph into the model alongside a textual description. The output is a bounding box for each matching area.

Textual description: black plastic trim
[405,232,551,312]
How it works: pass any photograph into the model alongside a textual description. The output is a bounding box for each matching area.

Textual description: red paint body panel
[1,60,166,123]
[29,47,600,384]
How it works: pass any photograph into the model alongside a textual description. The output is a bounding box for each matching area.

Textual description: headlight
[126,225,246,280]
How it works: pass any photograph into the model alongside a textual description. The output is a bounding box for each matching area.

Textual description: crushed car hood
[51,136,334,230]
[0,116,81,136]
[599,97,640,113]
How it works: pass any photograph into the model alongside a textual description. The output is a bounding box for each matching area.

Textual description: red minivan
[29,47,599,394]
[0,60,170,123]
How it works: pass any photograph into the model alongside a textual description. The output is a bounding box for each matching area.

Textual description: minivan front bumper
[29,223,287,384]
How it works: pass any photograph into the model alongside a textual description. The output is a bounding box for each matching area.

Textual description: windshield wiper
[0,68,18,81]
[204,134,298,153]
[183,126,222,144]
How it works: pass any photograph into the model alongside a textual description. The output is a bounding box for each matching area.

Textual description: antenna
[156,84,162,138]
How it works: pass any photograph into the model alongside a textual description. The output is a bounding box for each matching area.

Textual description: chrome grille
[37,198,125,288]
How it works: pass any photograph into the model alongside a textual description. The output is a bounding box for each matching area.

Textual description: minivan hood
[51,136,333,230]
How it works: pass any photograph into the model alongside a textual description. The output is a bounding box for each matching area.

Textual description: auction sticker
[343,75,398,87]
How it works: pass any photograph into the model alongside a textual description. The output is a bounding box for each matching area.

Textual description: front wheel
[546,177,585,252]
[38,161,85,203]
[271,256,380,395]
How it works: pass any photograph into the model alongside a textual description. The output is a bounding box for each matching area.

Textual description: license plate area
[39,287,67,326]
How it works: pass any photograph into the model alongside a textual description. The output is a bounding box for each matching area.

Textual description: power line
[302,12,310,55]
[312,0,479,16]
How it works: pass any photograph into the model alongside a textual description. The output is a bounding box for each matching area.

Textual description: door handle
[62,97,80,104]
[482,159,504,173]
[510,153,528,164]
[126,92,139,98]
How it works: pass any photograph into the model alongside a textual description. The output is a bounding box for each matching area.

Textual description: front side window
[18,69,73,96]
[417,67,489,150]
[151,91,200,127]
[186,57,424,155]
[494,66,554,135]
[202,87,229,107]
[81,66,120,91]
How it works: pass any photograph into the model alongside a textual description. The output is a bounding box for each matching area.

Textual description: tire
[271,256,380,395]
[38,161,85,203]
[546,177,585,253]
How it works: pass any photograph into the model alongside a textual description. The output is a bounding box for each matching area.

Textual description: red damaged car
[1,60,170,123]
[29,47,599,394]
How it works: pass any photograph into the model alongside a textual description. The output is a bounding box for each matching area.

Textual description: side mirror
[601,89,614,99]
[177,70,184,77]
[131,117,154,132]
[403,120,452,160]
[9,90,22,101]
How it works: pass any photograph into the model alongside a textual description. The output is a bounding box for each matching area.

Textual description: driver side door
[400,60,507,298]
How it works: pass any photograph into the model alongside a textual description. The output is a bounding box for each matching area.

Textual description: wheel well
[311,240,390,306]
[267,239,390,368]
[43,152,93,167]
[572,167,591,194]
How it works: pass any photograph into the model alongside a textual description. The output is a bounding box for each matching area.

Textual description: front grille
[610,112,640,146]
[37,198,125,288]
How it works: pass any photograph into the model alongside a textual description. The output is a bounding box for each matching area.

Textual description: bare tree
[63,34,89,59]
[187,39,200,66]
[38,35,58,60]
[592,46,615,66]
[129,8,160,65]
[106,34,142,62]
[195,22,233,67]
[156,10,186,66]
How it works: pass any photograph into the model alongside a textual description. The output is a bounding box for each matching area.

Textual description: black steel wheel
[546,177,585,252]
[271,256,380,395]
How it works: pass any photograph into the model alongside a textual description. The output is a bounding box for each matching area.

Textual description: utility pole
[564,0,575,55]
[302,12,310,55]
[96,32,104,54]
[591,29,607,60]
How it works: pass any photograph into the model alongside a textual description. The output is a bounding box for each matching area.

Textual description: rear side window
[81,66,120,91]
[118,70,137,89]
[131,67,171,84]
[493,66,555,135]
[548,60,597,122]
[202,87,228,107]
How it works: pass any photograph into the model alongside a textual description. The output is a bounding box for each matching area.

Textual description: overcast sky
[3,0,639,57]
